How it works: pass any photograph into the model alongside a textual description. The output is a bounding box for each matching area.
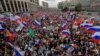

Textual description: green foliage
[61,7,69,12]
[75,3,82,12]
[58,2,64,9]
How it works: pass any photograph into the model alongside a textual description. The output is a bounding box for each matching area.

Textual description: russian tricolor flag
[15,20,24,32]
[62,30,70,37]
[91,32,100,43]
[34,20,41,27]
[22,17,28,26]
[6,15,21,21]
[62,21,68,30]
[87,26,100,31]
[80,23,93,27]
[80,23,93,29]
[86,26,100,34]
[7,42,23,56]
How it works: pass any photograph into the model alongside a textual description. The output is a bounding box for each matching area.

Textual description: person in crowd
[0,11,99,56]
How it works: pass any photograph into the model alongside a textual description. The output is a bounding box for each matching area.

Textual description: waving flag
[34,20,41,28]
[0,25,5,31]
[62,29,70,37]
[80,23,93,28]
[35,20,41,25]
[62,21,68,30]
[22,18,28,26]
[7,42,25,56]
[92,32,100,43]
[16,20,24,32]
[86,26,100,34]
[15,16,28,31]
[87,26,100,31]
[7,15,20,21]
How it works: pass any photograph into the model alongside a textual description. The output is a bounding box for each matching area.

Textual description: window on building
[5,0,10,12]
[14,1,18,12]
[23,2,26,12]
[22,1,25,12]
[10,0,14,12]
[18,1,21,12]
[1,0,6,11]
[25,2,28,12]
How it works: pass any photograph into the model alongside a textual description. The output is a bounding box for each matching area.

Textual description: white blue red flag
[7,42,24,56]
[91,32,100,43]
[34,20,41,26]
[87,26,100,32]
[62,29,70,37]
[80,23,93,27]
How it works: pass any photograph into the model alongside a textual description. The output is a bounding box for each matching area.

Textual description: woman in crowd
[0,11,100,56]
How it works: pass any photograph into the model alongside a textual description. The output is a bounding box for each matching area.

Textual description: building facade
[81,0,100,12]
[0,1,3,12]
[30,0,39,6]
[0,0,40,13]
[58,0,100,12]
[42,1,48,8]
[91,0,100,12]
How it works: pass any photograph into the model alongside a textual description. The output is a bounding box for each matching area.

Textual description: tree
[58,2,64,10]
[75,3,82,12]
[58,2,69,12]
[61,7,69,12]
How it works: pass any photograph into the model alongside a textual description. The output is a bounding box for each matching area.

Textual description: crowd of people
[0,11,100,56]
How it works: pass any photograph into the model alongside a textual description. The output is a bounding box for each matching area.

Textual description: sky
[39,0,65,8]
